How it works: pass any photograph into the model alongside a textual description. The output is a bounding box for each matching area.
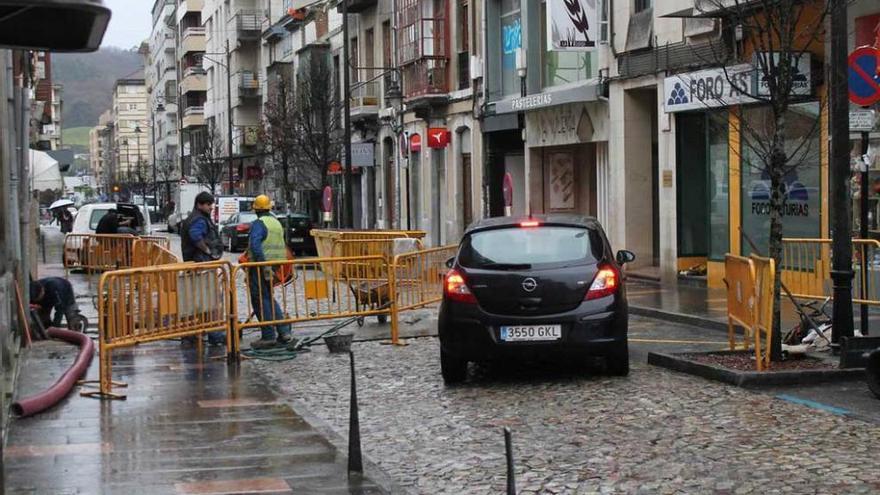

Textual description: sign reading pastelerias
[547,0,599,51]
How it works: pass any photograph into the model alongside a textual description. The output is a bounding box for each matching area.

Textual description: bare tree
[193,121,226,195]
[155,153,178,212]
[261,72,298,209]
[287,49,343,212]
[693,0,831,360]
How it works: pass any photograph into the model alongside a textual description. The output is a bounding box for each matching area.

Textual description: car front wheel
[606,341,630,376]
[440,348,467,384]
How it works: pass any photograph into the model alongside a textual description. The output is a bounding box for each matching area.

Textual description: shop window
[707,114,729,260]
[540,2,597,88]
[741,102,821,256]
[500,0,521,96]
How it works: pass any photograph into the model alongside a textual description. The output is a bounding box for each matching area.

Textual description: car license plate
[500,325,562,342]
[291,237,304,243]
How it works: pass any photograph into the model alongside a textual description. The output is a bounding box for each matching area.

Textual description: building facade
[146,0,181,188]
[178,0,207,177]
[203,0,264,194]
[111,77,150,180]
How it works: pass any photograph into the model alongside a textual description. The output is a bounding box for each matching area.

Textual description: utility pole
[226,39,234,195]
[829,0,854,345]
[341,0,354,228]
[151,109,158,202]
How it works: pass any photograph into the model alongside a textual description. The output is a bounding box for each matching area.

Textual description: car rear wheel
[606,341,630,376]
[440,348,467,384]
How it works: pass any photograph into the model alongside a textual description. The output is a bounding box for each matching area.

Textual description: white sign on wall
[547,0,599,51]
[663,65,756,113]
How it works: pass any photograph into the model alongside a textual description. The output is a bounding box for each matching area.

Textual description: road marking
[776,394,850,416]
[630,338,728,345]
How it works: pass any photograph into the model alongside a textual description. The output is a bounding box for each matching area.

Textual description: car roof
[464,214,600,235]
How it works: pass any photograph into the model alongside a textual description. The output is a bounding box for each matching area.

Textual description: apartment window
[457,0,470,89]
[364,29,374,79]
[634,0,651,13]
[128,103,138,110]
[500,0,521,96]
[540,2,596,87]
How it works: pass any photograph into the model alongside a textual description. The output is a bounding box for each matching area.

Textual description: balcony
[182,106,205,128]
[238,71,261,98]
[402,58,448,102]
[335,0,378,14]
[180,67,206,94]
[398,18,447,65]
[350,80,379,120]
[232,10,262,42]
[181,27,205,54]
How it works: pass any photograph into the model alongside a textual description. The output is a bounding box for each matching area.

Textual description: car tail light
[445,269,477,304]
[236,223,250,232]
[585,265,619,300]
[520,220,540,228]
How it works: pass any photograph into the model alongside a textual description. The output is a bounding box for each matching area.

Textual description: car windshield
[88,209,111,230]
[458,226,602,269]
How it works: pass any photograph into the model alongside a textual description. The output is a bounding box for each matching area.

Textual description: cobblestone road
[255,322,880,495]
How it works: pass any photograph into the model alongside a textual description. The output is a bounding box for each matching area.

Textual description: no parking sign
[848,46,880,106]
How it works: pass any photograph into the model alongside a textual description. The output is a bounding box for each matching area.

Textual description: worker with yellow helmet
[247,194,292,349]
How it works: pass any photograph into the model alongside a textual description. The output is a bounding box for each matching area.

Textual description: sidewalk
[4,340,392,494]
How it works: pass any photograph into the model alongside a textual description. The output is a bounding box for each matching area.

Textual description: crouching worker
[30,277,82,331]
[247,194,292,350]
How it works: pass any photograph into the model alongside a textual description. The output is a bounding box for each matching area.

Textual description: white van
[72,203,153,235]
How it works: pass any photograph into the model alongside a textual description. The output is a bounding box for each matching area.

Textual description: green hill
[54,47,143,128]
[63,126,92,153]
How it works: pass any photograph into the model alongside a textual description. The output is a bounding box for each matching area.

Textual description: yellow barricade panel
[750,254,776,371]
[724,254,755,351]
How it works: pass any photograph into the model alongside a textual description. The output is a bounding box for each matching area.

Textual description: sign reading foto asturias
[546,0,598,51]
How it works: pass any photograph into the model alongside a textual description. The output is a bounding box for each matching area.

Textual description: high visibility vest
[255,215,287,261]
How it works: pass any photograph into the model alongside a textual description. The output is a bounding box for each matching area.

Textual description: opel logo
[522,277,538,292]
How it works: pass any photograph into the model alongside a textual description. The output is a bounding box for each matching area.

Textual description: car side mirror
[616,250,636,265]
[445,257,455,269]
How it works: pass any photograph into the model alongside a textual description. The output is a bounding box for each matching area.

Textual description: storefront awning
[492,82,601,115]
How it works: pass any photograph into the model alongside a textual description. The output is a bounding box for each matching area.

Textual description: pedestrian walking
[247,194,292,349]
[180,192,225,346]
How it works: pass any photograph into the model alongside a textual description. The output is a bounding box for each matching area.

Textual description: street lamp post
[203,45,235,195]
[341,0,354,228]
[135,125,146,209]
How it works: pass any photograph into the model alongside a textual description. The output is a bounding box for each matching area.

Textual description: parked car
[276,212,317,255]
[437,215,635,384]
[71,203,152,235]
[219,211,258,252]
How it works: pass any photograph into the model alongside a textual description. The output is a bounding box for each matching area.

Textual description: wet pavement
[4,339,393,494]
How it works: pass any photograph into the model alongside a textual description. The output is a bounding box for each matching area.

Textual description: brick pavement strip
[255,338,880,495]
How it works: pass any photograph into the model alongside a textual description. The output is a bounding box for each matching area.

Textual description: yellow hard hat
[253,194,272,211]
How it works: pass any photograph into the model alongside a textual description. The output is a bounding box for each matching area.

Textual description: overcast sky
[101,0,153,49]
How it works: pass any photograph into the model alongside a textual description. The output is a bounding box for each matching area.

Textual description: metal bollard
[347,350,363,474]
[505,427,516,495]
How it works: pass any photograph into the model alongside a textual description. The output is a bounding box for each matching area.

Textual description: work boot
[277,334,292,345]
[250,338,277,350]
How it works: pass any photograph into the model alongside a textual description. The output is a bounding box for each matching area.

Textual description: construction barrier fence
[82,261,232,398]
[781,238,880,306]
[724,254,776,371]
[85,232,456,399]
[63,234,171,272]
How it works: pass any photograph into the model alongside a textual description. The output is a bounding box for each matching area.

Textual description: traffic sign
[848,46,880,106]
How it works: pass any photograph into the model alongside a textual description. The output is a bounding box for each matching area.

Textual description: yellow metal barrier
[782,238,880,305]
[64,234,171,272]
[723,254,776,371]
[82,261,233,399]
[311,229,426,259]
[132,238,180,267]
[231,255,391,354]
[389,245,457,345]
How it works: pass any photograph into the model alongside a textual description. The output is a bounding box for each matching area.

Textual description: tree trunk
[767,140,786,362]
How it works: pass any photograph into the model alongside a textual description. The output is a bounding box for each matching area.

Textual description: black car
[438,215,635,384]
[219,211,258,252]
[277,212,317,255]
